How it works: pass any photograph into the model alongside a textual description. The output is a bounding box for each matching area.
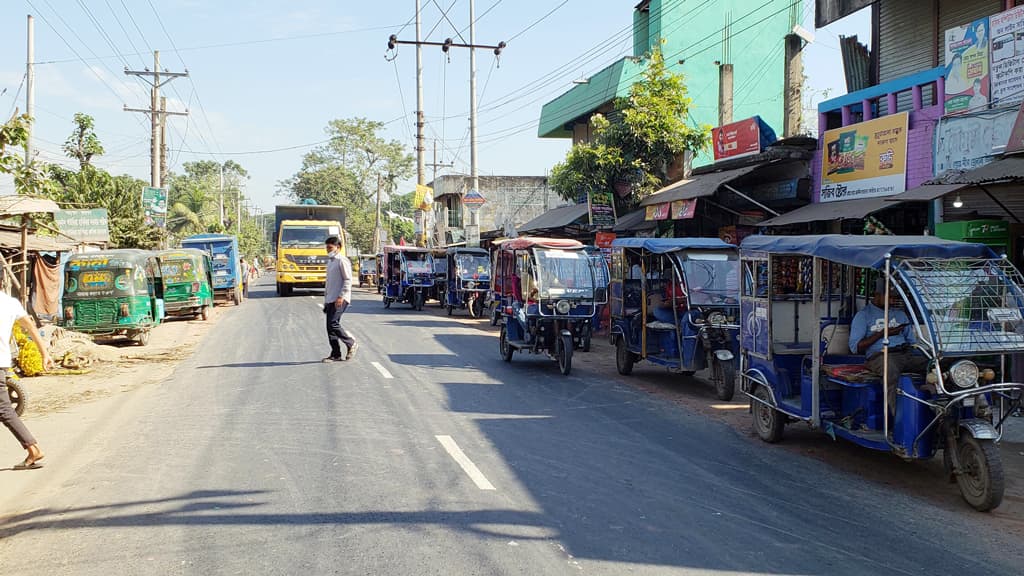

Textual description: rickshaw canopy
[446,247,489,256]
[383,245,431,254]
[740,234,995,269]
[500,237,584,251]
[612,237,734,253]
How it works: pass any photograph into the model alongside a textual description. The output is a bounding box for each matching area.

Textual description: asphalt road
[1,279,1021,575]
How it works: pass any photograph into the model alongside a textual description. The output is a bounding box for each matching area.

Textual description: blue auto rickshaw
[381,246,434,311]
[181,234,243,305]
[609,238,740,400]
[444,247,491,317]
[739,234,1024,511]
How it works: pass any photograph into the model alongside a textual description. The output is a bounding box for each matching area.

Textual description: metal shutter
[878,0,938,111]
[938,0,1004,64]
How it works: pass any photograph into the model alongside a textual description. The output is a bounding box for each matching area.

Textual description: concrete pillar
[718,63,734,126]
[783,34,803,137]
[841,105,852,126]
[886,93,897,116]
[862,99,872,121]
[912,85,923,110]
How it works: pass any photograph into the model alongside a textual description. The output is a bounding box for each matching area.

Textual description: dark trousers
[1,383,36,448]
[865,350,930,408]
[325,302,355,358]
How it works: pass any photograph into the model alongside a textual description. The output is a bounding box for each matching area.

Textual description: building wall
[430,175,568,233]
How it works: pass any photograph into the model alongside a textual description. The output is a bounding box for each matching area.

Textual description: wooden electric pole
[124,51,188,189]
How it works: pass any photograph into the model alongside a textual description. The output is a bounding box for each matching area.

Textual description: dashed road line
[371,361,394,379]
[435,435,496,491]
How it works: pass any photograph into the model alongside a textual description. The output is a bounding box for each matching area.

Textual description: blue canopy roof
[611,237,735,253]
[740,234,996,268]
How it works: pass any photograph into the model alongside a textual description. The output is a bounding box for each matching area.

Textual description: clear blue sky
[0,1,870,214]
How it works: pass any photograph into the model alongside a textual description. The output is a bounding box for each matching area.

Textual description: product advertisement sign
[989,6,1024,107]
[588,190,617,228]
[670,198,697,220]
[712,117,761,161]
[820,113,908,202]
[945,17,990,116]
[142,186,167,227]
[644,203,670,221]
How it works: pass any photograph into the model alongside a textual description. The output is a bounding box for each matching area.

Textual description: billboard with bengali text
[820,113,908,202]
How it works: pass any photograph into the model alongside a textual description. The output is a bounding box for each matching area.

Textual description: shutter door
[943,187,1024,221]
[878,0,938,111]
[938,0,1003,64]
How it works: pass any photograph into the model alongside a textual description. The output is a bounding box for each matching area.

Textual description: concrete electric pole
[124,50,188,189]
[25,14,34,166]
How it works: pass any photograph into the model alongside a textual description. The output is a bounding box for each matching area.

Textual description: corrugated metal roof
[759,196,900,226]
[0,196,60,216]
[612,208,657,232]
[639,165,758,207]
[931,156,1024,185]
[885,183,966,202]
[517,203,590,233]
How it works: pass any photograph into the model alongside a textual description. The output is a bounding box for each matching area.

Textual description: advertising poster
[588,190,617,228]
[670,198,697,219]
[644,203,670,221]
[820,112,908,202]
[142,186,167,227]
[990,6,1024,107]
[945,17,990,115]
[413,184,434,211]
[933,107,1017,173]
[712,117,761,161]
[55,208,110,243]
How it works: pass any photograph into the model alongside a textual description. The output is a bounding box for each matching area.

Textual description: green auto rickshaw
[62,249,165,345]
[158,248,214,320]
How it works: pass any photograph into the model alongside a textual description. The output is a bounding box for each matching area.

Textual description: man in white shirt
[322,236,357,362]
[0,291,53,469]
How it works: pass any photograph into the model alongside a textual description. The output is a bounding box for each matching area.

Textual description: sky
[0,0,871,215]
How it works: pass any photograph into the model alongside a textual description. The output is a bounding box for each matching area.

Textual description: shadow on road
[196,361,323,369]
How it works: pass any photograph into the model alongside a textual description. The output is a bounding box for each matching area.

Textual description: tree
[0,113,53,198]
[63,112,104,169]
[550,46,710,214]
[166,160,249,237]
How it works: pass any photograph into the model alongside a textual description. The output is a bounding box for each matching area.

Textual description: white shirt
[0,292,27,369]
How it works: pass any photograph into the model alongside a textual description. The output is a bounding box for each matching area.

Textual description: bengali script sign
[820,113,908,202]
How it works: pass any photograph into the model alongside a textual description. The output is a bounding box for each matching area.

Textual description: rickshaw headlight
[466,281,476,289]
[949,360,980,389]
[63,306,74,321]
[706,311,727,326]
[555,300,571,315]
[119,303,130,317]
[981,368,996,381]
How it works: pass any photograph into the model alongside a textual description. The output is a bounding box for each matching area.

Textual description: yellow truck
[274,203,346,296]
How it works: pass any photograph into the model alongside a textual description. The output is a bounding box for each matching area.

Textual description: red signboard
[595,231,616,249]
[671,199,697,220]
[712,117,761,161]
[645,203,670,221]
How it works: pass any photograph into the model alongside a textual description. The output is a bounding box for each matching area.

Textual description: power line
[459,0,504,35]
[507,0,569,43]
[424,0,459,41]
[104,0,148,68]
[431,0,468,44]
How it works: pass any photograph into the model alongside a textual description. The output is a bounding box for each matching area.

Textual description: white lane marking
[435,435,496,491]
[371,361,394,379]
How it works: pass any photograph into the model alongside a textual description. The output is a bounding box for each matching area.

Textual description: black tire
[200,305,210,321]
[499,325,514,362]
[415,292,425,311]
[135,330,151,346]
[233,288,242,305]
[6,379,26,417]
[712,358,737,401]
[558,333,573,376]
[383,295,391,309]
[471,297,484,319]
[490,304,499,327]
[955,435,1004,512]
[581,324,592,352]
[447,304,454,316]
[616,336,634,375]
[275,282,282,296]
[752,385,784,443]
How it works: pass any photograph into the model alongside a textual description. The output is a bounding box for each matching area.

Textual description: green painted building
[538,0,803,167]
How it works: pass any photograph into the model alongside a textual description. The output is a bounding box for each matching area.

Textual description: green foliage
[0,113,54,198]
[550,47,710,212]
[280,117,414,251]
[63,112,105,168]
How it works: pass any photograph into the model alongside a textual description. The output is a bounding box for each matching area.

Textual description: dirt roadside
[373,287,1024,535]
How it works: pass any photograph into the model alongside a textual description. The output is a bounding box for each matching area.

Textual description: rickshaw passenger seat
[821,323,852,357]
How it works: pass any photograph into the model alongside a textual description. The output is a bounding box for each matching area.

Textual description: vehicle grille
[74,300,118,326]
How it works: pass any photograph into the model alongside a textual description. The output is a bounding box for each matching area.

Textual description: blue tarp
[611,237,735,253]
[740,234,996,269]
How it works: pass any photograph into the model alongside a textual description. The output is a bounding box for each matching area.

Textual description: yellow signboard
[413,184,434,211]
[820,112,908,202]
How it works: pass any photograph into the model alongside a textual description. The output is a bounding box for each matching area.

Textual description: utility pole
[426,140,454,182]
[415,0,425,188]
[373,173,383,254]
[25,14,34,165]
[124,50,188,188]
[469,0,479,204]
[159,96,169,186]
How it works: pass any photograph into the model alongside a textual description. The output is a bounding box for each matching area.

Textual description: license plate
[963,397,975,407]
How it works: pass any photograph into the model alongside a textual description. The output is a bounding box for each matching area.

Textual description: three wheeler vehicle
[739,234,1024,511]
[358,255,378,288]
[381,246,435,310]
[444,247,491,317]
[430,248,448,307]
[609,238,740,400]
[495,237,605,375]
[158,248,214,320]
[62,249,165,345]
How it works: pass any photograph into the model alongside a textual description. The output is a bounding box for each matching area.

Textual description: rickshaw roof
[158,248,208,260]
[611,237,734,253]
[740,234,996,268]
[446,247,488,256]
[500,237,584,251]
[383,245,431,254]
[68,249,153,267]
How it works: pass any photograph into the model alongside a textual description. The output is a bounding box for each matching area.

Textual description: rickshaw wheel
[447,304,454,316]
[955,435,1004,512]
[135,330,151,346]
[470,297,484,319]
[752,386,784,443]
[557,334,573,376]
[6,378,26,416]
[383,296,391,309]
[615,337,634,375]
[415,292,425,311]
[489,304,499,326]
[200,305,210,321]
[499,326,514,362]
[581,325,592,352]
[712,359,736,401]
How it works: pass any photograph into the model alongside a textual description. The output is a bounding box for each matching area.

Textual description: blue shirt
[849,301,916,356]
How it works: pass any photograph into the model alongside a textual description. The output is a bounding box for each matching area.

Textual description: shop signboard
[820,112,908,202]
[413,184,434,211]
[588,190,617,228]
[1006,101,1024,155]
[670,198,697,219]
[989,6,1024,108]
[944,16,991,116]
[142,186,167,227]
[55,208,109,243]
[644,203,670,221]
[712,117,761,161]
[933,107,1017,173]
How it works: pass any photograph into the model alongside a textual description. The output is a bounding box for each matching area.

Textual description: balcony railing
[818,66,945,129]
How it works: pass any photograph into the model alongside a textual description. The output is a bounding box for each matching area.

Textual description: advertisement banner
[945,17,990,116]
[712,117,761,161]
[588,190,617,228]
[55,208,109,243]
[413,184,434,211]
[933,107,1017,174]
[989,6,1024,108]
[820,112,908,202]
[142,186,167,227]
[645,203,670,221]
[670,198,697,219]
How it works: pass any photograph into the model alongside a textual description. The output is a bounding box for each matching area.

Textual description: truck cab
[274,203,346,296]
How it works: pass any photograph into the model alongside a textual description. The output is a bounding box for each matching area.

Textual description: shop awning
[639,165,759,207]
[517,203,589,234]
[0,229,73,251]
[0,196,60,216]
[941,155,1024,184]
[759,196,901,227]
[612,208,657,232]
[884,183,966,202]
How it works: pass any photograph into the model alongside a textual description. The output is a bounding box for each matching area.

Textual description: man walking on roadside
[0,290,54,470]
[323,236,358,362]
